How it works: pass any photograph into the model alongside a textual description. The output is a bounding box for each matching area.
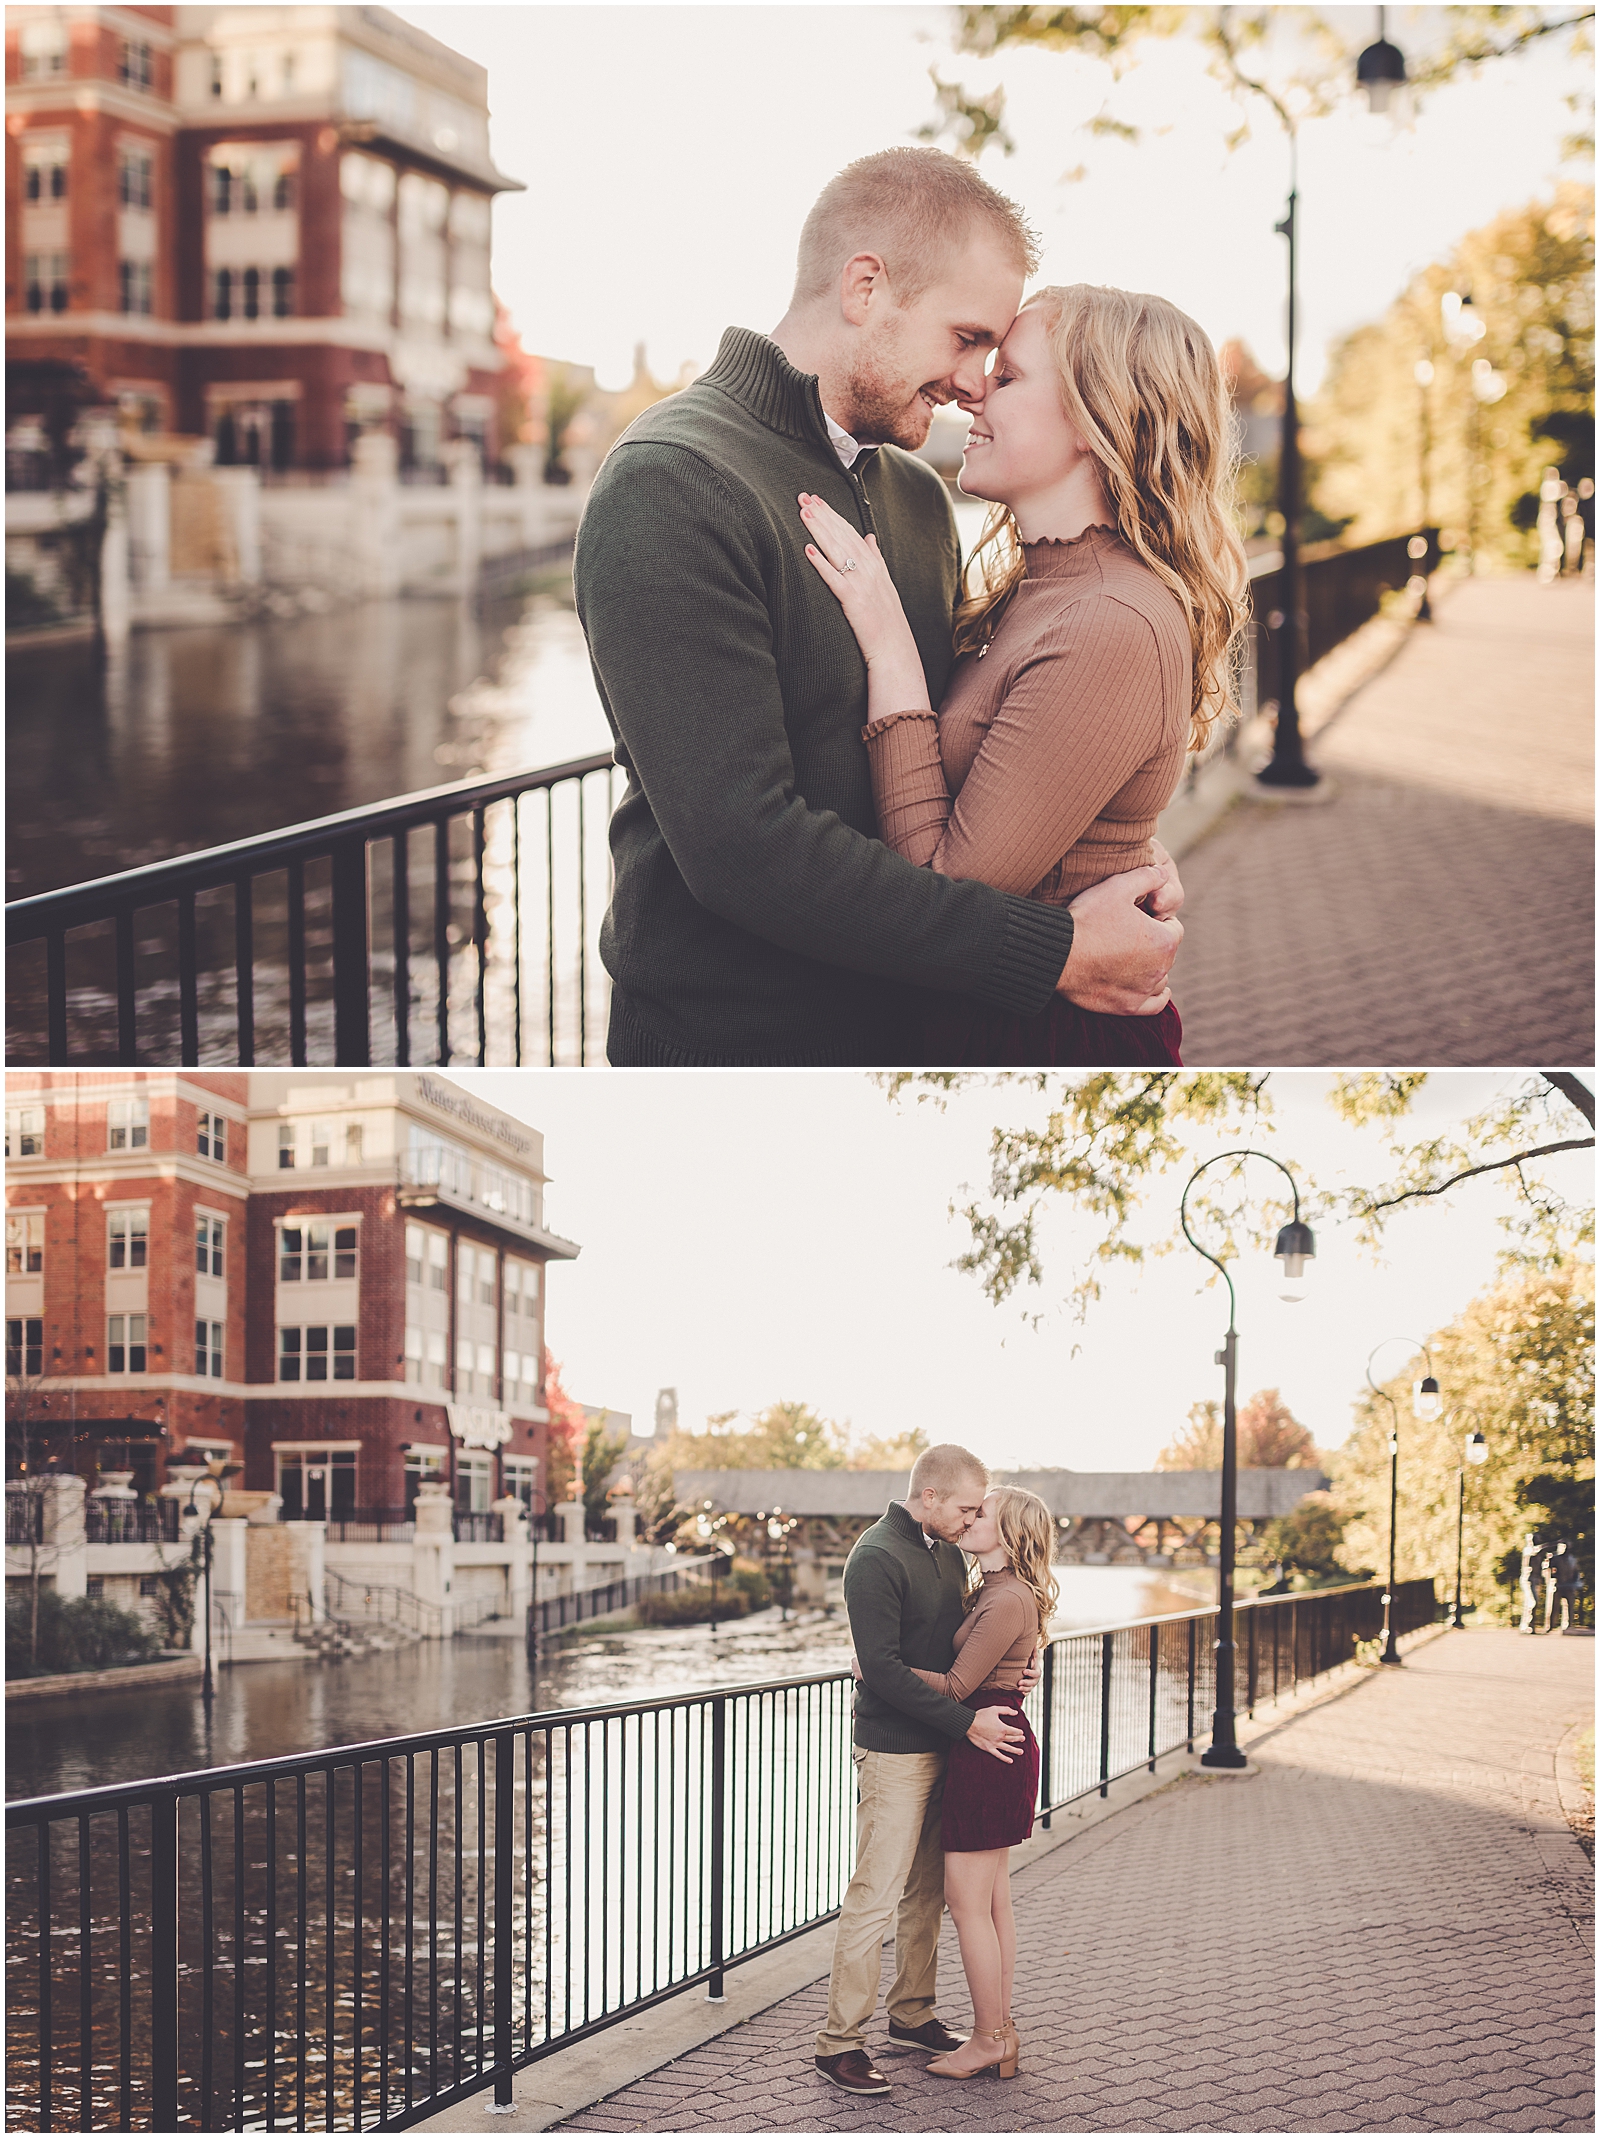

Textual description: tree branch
[1543,1071,1596,1126]
[1359,1138,1594,1215]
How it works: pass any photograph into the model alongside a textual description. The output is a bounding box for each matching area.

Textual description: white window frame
[7,1319,44,1376]
[6,1212,44,1277]
[197,1111,228,1163]
[107,1096,149,1151]
[107,1314,148,1374]
[6,1106,45,1158]
[195,1319,224,1379]
[277,1325,356,1382]
[107,1207,149,1270]
[278,1219,358,1284]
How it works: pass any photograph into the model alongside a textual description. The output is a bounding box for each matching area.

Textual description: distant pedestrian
[1536,470,1566,584]
[813,1444,1031,2098]
[1544,1540,1583,1633]
[1561,494,1586,574]
[1518,1534,1548,1633]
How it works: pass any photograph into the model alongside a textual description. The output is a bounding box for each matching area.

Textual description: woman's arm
[906,1590,1033,1702]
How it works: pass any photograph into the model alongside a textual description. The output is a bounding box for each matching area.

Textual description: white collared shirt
[823,409,868,470]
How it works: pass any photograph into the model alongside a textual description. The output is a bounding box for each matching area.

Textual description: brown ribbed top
[909,1567,1038,1700]
[863,524,1192,903]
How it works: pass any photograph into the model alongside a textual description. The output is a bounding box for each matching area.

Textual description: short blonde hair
[793,146,1039,308]
[908,1441,989,1499]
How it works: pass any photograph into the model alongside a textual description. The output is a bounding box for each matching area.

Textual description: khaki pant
[815,1747,947,2059]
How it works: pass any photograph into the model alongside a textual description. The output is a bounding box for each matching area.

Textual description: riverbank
[6,1653,201,1705]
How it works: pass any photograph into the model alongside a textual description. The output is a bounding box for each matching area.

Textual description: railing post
[1185,1616,1196,1753]
[1039,1640,1055,1828]
[1246,1604,1258,1719]
[150,1790,180,2133]
[1098,1631,1113,1798]
[1147,1622,1160,1771]
[492,1729,515,2109]
[1289,1598,1299,1696]
[332,836,372,1065]
[707,1696,727,2000]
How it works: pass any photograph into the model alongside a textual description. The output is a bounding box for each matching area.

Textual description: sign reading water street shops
[447,1402,512,1449]
[415,1075,535,1154]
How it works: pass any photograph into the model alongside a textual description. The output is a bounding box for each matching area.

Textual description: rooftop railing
[4,1576,1437,2132]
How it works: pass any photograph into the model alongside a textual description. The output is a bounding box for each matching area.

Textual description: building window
[310,1122,333,1167]
[197,1112,227,1163]
[118,148,153,211]
[108,1210,148,1270]
[405,1223,425,1286]
[107,1096,149,1151]
[196,1215,225,1278]
[279,1223,357,1283]
[278,1326,356,1382]
[212,267,234,322]
[274,171,294,212]
[404,1325,448,1388]
[502,1456,538,1513]
[344,1122,362,1164]
[108,1315,148,1374]
[277,1124,295,1169]
[7,1214,44,1276]
[6,1320,44,1378]
[120,40,155,91]
[403,1445,444,1510]
[195,1320,224,1378]
[456,1335,498,1398]
[24,146,69,203]
[242,266,261,321]
[6,1107,45,1159]
[455,1452,495,1514]
[19,21,68,78]
[429,1232,448,1290]
[272,267,295,319]
[24,254,71,317]
[210,53,223,98]
[458,1242,496,1308]
[277,1449,356,1519]
[504,1260,540,1324]
[119,260,153,317]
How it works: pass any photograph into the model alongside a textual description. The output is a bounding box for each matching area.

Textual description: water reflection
[5,591,611,901]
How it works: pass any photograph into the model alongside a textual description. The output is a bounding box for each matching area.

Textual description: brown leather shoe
[815,2050,891,2095]
[888,2017,966,2053]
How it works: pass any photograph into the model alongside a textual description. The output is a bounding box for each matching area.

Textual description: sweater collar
[886,1499,943,1551]
[703,326,843,454]
[1021,523,1123,582]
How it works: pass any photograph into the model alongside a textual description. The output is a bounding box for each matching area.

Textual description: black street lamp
[178,1453,234,1705]
[1255,129,1317,793]
[1365,1340,1442,1665]
[1355,10,1408,116]
[1452,1424,1490,1628]
[1180,1150,1315,1767]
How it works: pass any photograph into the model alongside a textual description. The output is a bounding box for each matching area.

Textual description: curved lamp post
[177,1453,235,1705]
[1180,1150,1316,1767]
[1452,1424,1490,1628]
[1365,1340,1443,1664]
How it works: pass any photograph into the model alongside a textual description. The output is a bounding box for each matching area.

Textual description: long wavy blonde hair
[953,283,1250,750]
[986,1486,1060,1643]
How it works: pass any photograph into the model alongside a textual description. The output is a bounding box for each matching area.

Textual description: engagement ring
[841,560,858,571]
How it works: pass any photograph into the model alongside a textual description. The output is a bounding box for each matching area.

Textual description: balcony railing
[6,752,616,1069]
[5,1496,44,1547]
[83,1501,182,1545]
[4,526,1438,1069]
[3,1577,1436,2133]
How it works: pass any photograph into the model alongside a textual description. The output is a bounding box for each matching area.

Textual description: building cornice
[5,82,180,133]
[5,1157,250,1202]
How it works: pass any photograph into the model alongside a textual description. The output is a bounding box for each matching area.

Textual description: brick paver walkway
[1175,574,1594,1066]
[561,1630,1593,2133]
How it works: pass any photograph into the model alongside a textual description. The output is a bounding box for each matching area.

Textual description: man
[575,146,1184,1066]
[1518,1533,1548,1634]
[813,1443,1026,2097]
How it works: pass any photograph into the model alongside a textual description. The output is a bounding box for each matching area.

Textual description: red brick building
[5,5,521,471]
[5,1072,578,1517]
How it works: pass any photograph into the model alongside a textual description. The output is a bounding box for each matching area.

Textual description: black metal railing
[6,1496,45,1546]
[451,1513,504,1546]
[84,1501,183,1545]
[5,751,617,1069]
[529,1561,713,1641]
[1249,527,1439,717]
[4,1577,1436,2133]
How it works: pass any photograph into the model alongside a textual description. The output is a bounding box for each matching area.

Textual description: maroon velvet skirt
[941,1690,1041,1853]
[919,995,1183,1067]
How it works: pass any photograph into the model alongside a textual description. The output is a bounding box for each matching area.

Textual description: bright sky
[450,1070,1594,1474]
[397,4,1588,393]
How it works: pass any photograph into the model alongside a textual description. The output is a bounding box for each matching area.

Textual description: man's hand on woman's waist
[1058,848,1184,1016]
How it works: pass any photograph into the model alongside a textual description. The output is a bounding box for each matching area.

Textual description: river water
[7,1565,1207,1802]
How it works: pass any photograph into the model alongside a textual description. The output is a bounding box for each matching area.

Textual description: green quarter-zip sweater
[844,1499,975,1753]
[573,327,1077,1066]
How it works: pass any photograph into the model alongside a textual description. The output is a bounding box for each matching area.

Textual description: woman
[909,1486,1058,2080]
[798,282,1249,1065]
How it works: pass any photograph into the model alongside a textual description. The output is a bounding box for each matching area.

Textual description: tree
[1306,187,1594,562]
[631,1445,687,1545]
[580,1410,631,1538]
[542,1351,587,1508]
[1329,1258,1593,1616]
[883,1070,1592,1317]
[661,1399,850,1473]
[1156,1387,1319,1470]
[5,1374,81,1676]
[922,8,1595,167]
[1258,1492,1354,1581]
[845,1427,933,1471]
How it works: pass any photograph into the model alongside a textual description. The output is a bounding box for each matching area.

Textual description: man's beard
[840,347,944,451]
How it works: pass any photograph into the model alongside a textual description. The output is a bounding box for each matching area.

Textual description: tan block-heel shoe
[927,2028,1015,2080]
[1003,2017,1022,2075]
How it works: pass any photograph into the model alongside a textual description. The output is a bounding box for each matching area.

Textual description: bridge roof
[673,1467,1328,1522]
